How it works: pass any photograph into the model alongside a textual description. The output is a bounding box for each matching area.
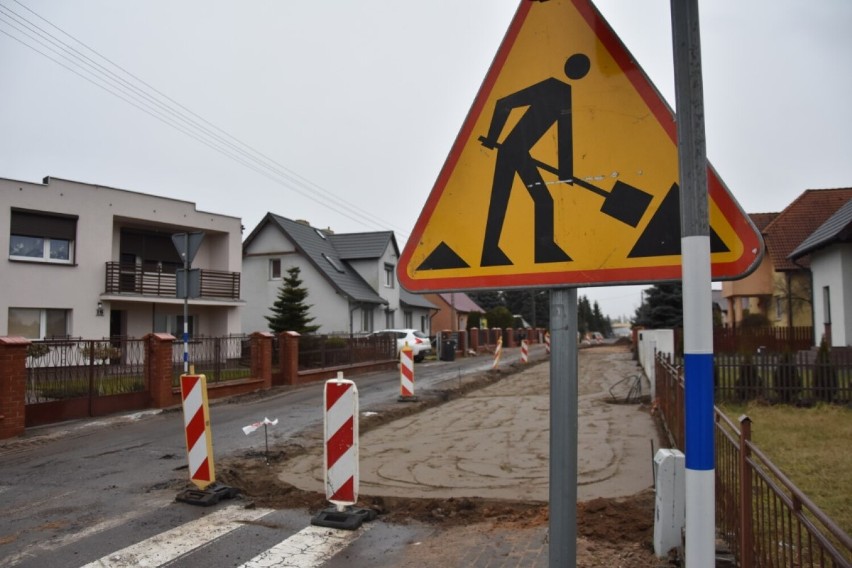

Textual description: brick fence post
[251,332,273,389]
[457,329,467,356]
[280,331,300,385]
[0,336,29,439]
[469,328,479,352]
[146,333,176,409]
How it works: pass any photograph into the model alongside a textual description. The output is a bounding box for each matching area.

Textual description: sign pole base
[175,482,239,507]
[397,395,420,403]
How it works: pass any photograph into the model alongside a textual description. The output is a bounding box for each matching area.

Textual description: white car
[370,329,432,362]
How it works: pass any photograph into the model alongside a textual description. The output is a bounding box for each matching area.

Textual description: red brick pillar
[250,332,273,389]
[280,331,300,385]
[469,328,479,352]
[507,328,516,348]
[146,333,177,409]
[0,337,29,439]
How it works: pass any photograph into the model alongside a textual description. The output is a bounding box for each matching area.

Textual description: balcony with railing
[104,261,240,300]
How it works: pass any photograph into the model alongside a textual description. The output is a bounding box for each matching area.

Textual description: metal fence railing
[297,334,395,371]
[26,337,146,403]
[714,350,852,405]
[655,352,852,567]
[171,335,251,385]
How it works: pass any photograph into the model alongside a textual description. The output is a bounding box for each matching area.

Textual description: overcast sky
[2,0,850,320]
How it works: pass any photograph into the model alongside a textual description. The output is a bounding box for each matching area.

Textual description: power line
[0,1,412,239]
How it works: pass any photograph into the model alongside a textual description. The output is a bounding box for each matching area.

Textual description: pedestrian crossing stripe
[398,0,762,292]
[80,505,365,568]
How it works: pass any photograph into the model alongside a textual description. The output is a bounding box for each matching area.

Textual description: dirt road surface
[220,344,669,566]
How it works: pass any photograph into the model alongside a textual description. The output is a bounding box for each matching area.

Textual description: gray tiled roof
[266,215,386,305]
[400,288,437,310]
[328,232,397,260]
[789,199,852,260]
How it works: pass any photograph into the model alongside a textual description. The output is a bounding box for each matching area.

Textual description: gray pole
[671,1,715,565]
[183,233,189,374]
[549,287,578,567]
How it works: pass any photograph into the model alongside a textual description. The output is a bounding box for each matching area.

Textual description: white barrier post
[176,374,236,506]
[521,339,529,363]
[312,372,375,530]
[545,331,551,355]
[398,343,418,402]
[492,336,503,369]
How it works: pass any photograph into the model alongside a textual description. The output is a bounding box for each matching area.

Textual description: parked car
[369,329,432,362]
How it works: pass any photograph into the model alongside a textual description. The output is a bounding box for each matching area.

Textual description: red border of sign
[398,0,762,292]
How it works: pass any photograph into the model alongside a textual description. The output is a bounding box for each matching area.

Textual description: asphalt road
[0,345,540,568]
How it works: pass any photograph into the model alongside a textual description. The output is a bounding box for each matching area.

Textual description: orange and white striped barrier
[398,343,417,402]
[545,331,551,355]
[180,374,215,490]
[521,339,529,363]
[492,336,503,369]
[323,373,359,510]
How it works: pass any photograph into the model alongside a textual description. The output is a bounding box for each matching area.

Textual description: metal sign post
[549,287,579,567]
[671,1,715,565]
[172,232,204,373]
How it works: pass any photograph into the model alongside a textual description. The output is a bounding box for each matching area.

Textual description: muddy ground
[218,344,674,566]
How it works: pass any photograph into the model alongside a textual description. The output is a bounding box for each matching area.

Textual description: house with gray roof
[789,198,852,347]
[241,214,436,335]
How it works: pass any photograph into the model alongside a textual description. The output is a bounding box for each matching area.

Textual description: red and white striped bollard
[492,336,503,369]
[180,374,215,490]
[398,343,417,402]
[323,372,359,510]
[520,339,529,363]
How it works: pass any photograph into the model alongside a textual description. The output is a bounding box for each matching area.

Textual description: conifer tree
[266,266,320,334]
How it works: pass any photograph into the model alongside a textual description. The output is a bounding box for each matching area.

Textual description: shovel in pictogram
[478,136,653,227]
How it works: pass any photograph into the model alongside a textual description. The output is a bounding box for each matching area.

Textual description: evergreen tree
[631,283,683,329]
[468,290,504,311]
[577,295,593,336]
[265,266,320,334]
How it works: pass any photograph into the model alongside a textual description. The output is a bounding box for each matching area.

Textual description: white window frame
[8,209,77,265]
[361,308,374,332]
[384,263,395,288]
[7,307,69,339]
[403,310,413,329]
[269,258,282,280]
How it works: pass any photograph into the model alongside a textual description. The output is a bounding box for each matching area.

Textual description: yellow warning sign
[399,0,761,292]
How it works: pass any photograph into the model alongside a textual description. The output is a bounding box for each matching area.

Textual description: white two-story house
[1,176,244,340]
[241,214,435,335]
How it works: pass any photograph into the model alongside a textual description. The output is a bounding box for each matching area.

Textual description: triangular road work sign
[399,0,762,292]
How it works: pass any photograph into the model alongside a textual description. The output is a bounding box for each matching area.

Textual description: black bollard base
[175,482,239,507]
[311,506,377,531]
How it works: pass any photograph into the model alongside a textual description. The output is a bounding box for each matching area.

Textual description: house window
[404,310,413,328]
[823,286,831,324]
[8,307,69,339]
[361,308,373,332]
[775,297,782,320]
[154,313,196,337]
[385,309,395,328]
[269,258,282,280]
[9,209,77,264]
[420,315,428,334]
[384,264,394,288]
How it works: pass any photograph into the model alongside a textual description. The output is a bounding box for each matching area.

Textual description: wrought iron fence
[26,338,146,403]
[714,326,814,354]
[655,352,852,567]
[714,350,852,405]
[297,334,395,371]
[171,335,251,385]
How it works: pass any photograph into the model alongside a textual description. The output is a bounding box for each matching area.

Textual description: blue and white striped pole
[671,0,715,564]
